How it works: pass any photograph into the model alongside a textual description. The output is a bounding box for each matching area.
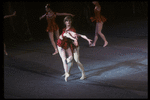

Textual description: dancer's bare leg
[66,47,73,73]
[64,47,86,80]
[67,60,73,74]
[62,47,73,76]
[74,47,86,80]
[90,22,108,47]
[62,60,73,77]
[55,29,60,40]
[90,22,98,47]
[97,22,108,47]
[57,46,70,82]
[4,43,8,55]
[49,32,58,55]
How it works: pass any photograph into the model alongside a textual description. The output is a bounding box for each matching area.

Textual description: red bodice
[57,27,77,53]
[90,8,107,23]
[46,12,59,32]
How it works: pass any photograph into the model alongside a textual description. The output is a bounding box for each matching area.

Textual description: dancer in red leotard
[57,16,92,82]
[57,21,77,82]
[90,1,108,47]
[39,4,74,55]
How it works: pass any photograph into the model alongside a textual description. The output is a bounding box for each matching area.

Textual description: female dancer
[90,1,108,47]
[39,4,74,55]
[57,16,92,82]
[4,11,16,55]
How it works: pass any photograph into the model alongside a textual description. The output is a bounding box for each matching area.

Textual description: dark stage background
[3,1,148,44]
[3,2,148,98]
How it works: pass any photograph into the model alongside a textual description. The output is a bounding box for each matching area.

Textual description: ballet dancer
[39,4,74,55]
[4,11,16,55]
[57,16,92,82]
[90,1,108,47]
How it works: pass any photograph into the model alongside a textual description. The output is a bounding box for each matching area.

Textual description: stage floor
[4,35,148,98]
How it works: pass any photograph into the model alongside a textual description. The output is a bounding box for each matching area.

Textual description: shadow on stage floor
[4,35,147,98]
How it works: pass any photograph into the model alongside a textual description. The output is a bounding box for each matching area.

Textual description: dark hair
[45,4,50,9]
[64,15,73,24]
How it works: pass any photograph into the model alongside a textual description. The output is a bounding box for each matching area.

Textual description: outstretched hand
[88,39,93,45]
[13,11,16,16]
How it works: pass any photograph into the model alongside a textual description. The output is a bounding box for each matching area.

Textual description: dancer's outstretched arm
[4,11,16,19]
[67,31,92,45]
[77,34,92,45]
[39,13,46,20]
[56,13,74,17]
[63,31,77,40]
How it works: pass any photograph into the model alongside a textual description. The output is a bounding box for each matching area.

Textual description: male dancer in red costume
[39,4,74,55]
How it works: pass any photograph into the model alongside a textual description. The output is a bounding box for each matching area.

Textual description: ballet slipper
[103,41,108,47]
[65,72,70,82]
[80,72,86,80]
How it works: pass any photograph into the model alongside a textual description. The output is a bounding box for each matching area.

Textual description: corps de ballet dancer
[4,11,16,56]
[90,1,108,47]
[57,16,92,82]
[39,4,74,55]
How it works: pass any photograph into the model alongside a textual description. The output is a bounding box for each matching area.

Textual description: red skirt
[57,38,77,53]
[46,24,59,32]
[90,15,107,23]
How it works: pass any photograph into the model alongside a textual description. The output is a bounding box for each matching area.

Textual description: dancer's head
[92,1,99,6]
[45,4,51,12]
[64,15,73,27]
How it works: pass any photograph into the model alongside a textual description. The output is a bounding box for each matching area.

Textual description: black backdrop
[3,1,148,43]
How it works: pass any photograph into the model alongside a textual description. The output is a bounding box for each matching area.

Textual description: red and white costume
[57,27,78,53]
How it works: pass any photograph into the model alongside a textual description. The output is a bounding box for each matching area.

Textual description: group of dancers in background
[4,1,108,82]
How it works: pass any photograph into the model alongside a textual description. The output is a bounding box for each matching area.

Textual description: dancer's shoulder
[62,27,76,33]
[62,28,66,32]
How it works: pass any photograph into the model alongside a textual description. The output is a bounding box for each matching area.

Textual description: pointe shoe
[52,50,58,55]
[62,73,66,77]
[103,41,108,47]
[65,73,70,82]
[62,72,70,77]
[80,72,86,80]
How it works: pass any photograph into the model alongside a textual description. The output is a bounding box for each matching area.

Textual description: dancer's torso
[46,12,59,32]
[46,12,57,26]
[94,7,107,23]
[57,27,78,52]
